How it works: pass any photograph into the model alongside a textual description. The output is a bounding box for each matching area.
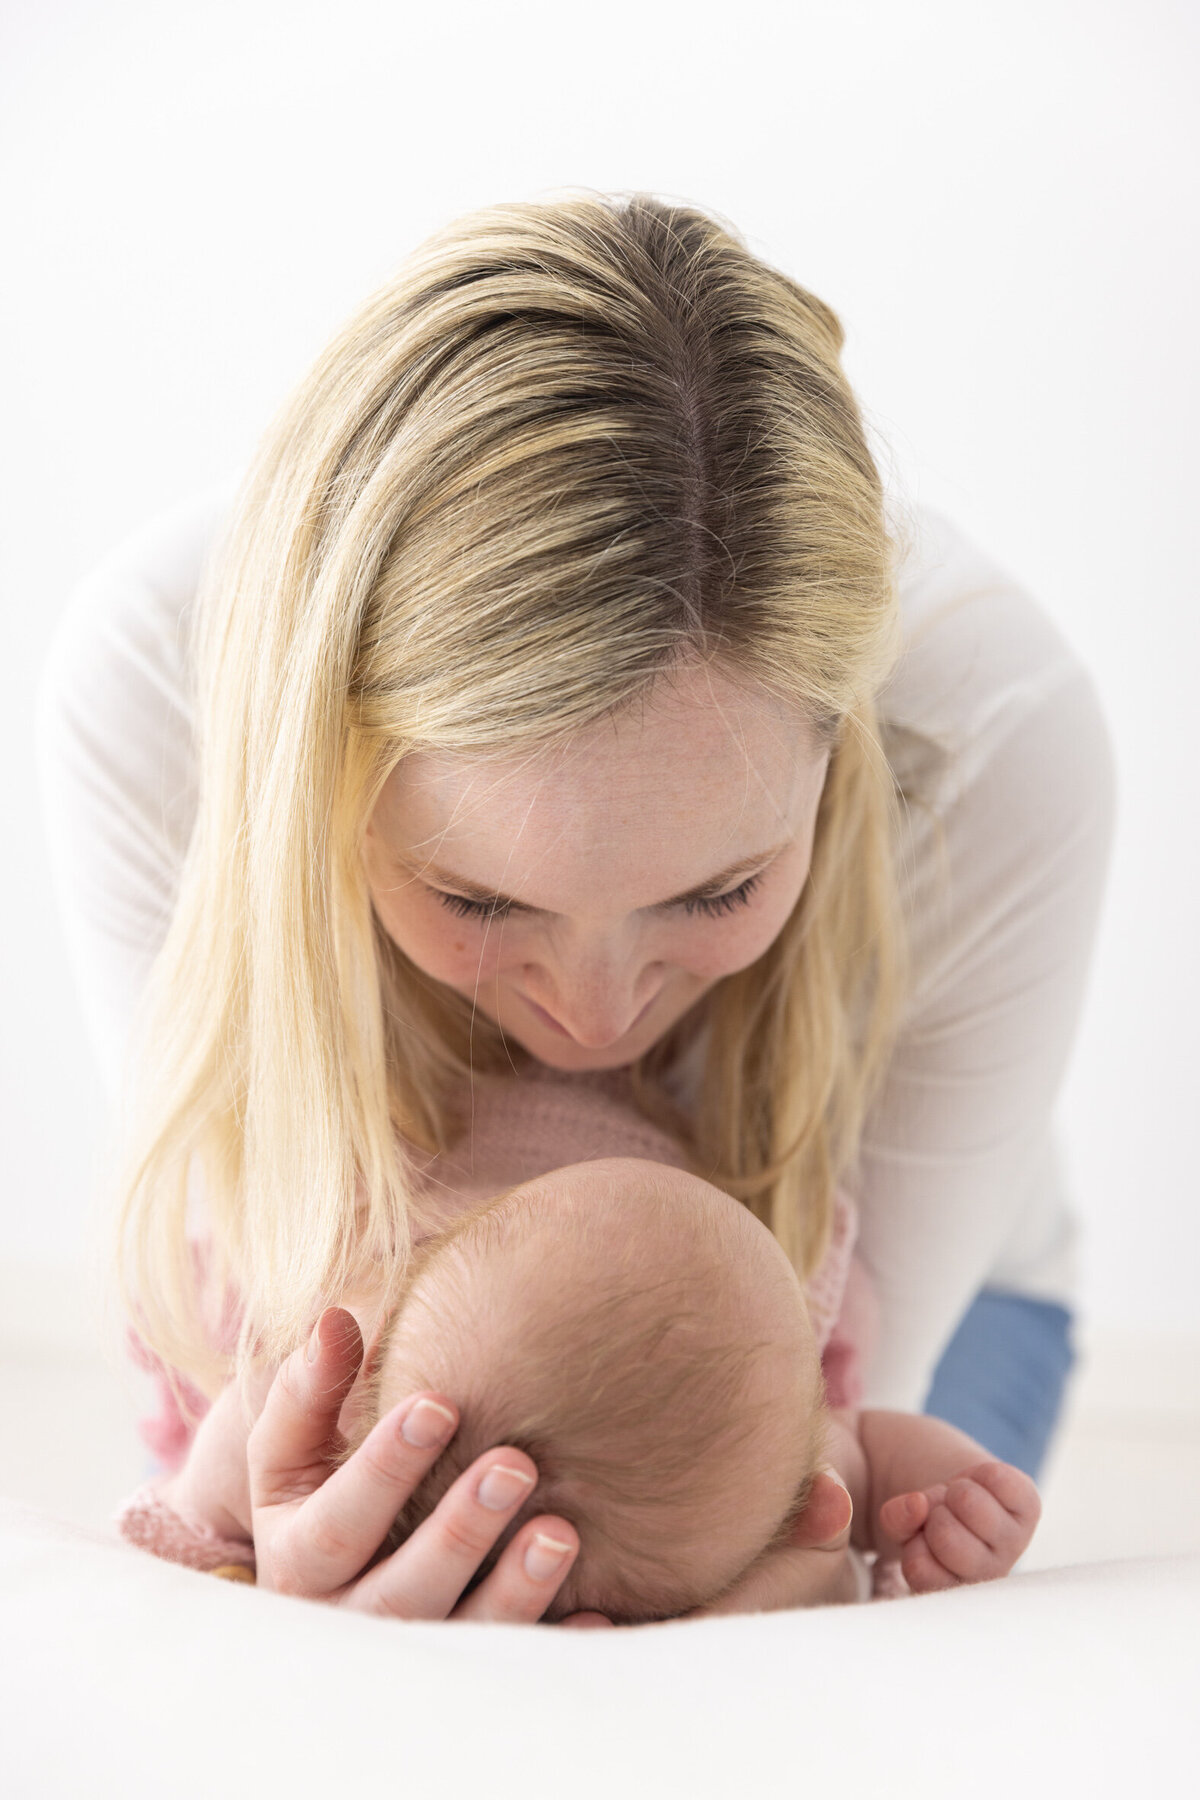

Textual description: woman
[36,190,1115,1621]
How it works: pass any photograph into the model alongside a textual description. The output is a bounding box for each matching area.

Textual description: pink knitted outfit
[115,1064,872,1573]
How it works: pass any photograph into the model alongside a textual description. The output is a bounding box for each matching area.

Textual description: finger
[943,1476,1025,1559]
[877,1489,930,1550]
[559,1612,615,1629]
[247,1308,364,1511]
[266,1390,460,1597]
[347,1447,541,1620]
[452,1516,581,1624]
[875,1484,944,1562]
[921,1500,1000,1583]
[966,1461,1043,1530]
[900,1529,960,1593]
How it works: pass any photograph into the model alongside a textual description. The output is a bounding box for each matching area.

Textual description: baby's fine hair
[337,1170,827,1623]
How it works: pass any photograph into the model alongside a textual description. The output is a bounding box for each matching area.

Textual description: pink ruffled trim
[113,1481,256,1576]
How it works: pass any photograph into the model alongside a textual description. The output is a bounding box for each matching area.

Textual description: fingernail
[306,1311,327,1364]
[477,1464,536,1511]
[400,1398,457,1449]
[524,1533,575,1581]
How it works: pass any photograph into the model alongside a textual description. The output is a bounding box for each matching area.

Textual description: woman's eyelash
[432,871,764,922]
[435,891,512,920]
[681,872,763,916]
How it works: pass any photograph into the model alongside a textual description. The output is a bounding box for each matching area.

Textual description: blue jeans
[922,1288,1076,1480]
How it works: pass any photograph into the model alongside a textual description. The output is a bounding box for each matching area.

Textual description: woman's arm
[35,488,236,1103]
[857,655,1116,1409]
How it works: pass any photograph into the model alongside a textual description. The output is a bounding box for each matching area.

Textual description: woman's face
[362,659,832,1072]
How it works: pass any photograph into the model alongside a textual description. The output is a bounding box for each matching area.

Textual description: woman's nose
[523,956,661,1048]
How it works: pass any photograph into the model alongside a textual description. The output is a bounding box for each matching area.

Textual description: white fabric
[0,1498,1192,1799]
[34,481,1117,1409]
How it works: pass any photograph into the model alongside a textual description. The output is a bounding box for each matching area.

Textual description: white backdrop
[1,0,1196,1337]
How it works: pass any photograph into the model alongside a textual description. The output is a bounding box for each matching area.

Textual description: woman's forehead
[399,661,815,800]
[373,665,828,898]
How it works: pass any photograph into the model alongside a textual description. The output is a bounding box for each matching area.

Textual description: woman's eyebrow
[401,844,791,912]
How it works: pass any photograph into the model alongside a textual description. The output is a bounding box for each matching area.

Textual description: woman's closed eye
[432,871,765,923]
[433,889,512,921]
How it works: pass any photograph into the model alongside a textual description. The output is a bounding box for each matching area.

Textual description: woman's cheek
[370,889,508,988]
[677,898,798,981]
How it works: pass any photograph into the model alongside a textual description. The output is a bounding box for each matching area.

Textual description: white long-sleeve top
[34,479,1118,1410]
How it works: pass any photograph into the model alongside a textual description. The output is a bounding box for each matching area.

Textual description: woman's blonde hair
[107,188,921,1409]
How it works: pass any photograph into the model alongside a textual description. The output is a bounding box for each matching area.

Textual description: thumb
[876,1488,932,1561]
[785,1467,853,1550]
[247,1307,364,1508]
[303,1305,364,1385]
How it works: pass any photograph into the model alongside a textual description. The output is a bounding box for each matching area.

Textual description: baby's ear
[784,1468,853,1549]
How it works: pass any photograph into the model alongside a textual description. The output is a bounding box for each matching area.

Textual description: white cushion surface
[1,1497,1194,1799]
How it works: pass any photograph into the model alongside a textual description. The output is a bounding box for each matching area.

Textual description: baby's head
[339,1156,827,1623]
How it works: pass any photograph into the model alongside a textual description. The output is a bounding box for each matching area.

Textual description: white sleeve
[33,491,230,1108]
[855,654,1118,1412]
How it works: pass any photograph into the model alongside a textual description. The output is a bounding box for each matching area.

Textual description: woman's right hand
[246,1306,602,1624]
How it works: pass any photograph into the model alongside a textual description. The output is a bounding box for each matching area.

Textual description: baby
[334,1156,831,1621]
[122,1156,1041,1619]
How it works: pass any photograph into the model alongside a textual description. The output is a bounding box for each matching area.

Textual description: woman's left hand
[684,1467,859,1616]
